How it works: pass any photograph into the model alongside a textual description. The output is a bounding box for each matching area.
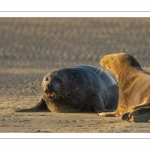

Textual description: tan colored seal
[98,53,150,122]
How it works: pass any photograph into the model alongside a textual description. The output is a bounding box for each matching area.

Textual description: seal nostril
[44,84,52,93]
[45,77,48,81]
[46,83,53,91]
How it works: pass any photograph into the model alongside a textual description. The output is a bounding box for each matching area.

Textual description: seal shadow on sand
[15,65,119,115]
[98,53,150,123]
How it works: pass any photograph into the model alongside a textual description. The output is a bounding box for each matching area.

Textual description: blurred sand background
[1,18,150,133]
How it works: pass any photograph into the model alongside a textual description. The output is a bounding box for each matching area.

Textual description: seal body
[16,65,118,113]
[99,53,150,122]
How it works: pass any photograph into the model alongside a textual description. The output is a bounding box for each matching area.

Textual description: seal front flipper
[98,111,118,117]
[121,112,130,121]
[15,98,49,112]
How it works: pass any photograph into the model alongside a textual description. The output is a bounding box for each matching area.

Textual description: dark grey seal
[16,65,118,113]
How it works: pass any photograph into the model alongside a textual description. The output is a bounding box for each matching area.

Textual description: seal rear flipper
[125,106,150,122]
[15,99,50,112]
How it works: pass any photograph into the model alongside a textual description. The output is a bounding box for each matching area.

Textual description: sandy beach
[1,18,150,133]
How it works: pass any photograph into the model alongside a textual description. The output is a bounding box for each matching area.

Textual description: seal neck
[117,67,140,91]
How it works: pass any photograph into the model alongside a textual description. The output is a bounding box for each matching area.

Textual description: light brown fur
[98,53,150,122]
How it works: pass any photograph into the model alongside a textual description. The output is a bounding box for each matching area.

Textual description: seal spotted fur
[16,65,118,113]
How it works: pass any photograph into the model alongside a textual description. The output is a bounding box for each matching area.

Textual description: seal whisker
[95,63,100,70]
[57,94,64,99]
[55,92,64,99]
[55,94,60,99]
[95,64,100,73]
[61,93,70,99]
[97,65,103,75]
[58,89,70,95]
[56,89,70,99]
[95,63,103,75]
[99,65,103,75]
[120,45,126,53]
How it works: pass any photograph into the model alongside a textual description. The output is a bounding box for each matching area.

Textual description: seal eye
[45,77,48,81]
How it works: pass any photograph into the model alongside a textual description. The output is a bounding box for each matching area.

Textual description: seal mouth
[46,92,55,99]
